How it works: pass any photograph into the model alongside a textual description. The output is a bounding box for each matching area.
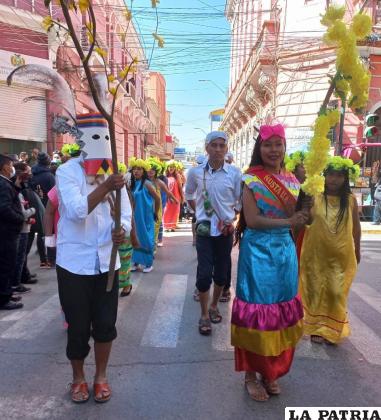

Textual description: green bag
[196,221,211,237]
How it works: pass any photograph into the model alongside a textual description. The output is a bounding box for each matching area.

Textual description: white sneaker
[157,242,163,247]
[143,266,153,273]
[130,264,138,272]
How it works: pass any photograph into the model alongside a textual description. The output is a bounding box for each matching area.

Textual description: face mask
[10,167,16,178]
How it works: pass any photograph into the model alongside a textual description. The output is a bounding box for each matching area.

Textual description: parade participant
[56,114,132,403]
[163,160,184,231]
[157,164,169,247]
[300,157,361,345]
[0,154,24,310]
[147,157,179,247]
[232,124,307,401]
[186,131,241,336]
[285,151,306,184]
[130,158,160,273]
[117,162,139,297]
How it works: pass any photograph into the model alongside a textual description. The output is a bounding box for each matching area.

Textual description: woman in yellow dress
[300,157,361,344]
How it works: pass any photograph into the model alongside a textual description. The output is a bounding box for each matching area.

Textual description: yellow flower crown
[129,157,151,172]
[325,156,360,182]
[147,157,164,175]
[61,143,81,157]
[285,151,306,173]
[118,162,127,174]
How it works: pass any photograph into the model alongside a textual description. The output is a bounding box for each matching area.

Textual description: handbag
[196,220,211,237]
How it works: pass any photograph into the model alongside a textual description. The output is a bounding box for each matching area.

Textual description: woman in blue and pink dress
[232,124,308,402]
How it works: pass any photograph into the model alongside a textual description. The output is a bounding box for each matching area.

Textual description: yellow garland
[302,109,340,195]
[322,6,372,110]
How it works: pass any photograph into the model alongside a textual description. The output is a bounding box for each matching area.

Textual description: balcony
[0,0,47,15]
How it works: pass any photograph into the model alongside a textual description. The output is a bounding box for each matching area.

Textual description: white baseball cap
[205,130,228,145]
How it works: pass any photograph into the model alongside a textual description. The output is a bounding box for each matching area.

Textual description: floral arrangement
[166,159,183,171]
[322,6,372,111]
[285,151,306,173]
[302,109,340,195]
[129,157,151,172]
[325,156,360,182]
[301,6,372,196]
[118,162,127,174]
[61,143,81,157]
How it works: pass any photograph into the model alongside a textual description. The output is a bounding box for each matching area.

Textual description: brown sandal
[208,307,222,324]
[262,379,281,395]
[70,382,89,403]
[311,335,324,344]
[93,382,111,403]
[245,379,269,402]
[198,318,212,335]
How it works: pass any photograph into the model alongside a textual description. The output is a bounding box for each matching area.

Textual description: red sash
[247,166,297,217]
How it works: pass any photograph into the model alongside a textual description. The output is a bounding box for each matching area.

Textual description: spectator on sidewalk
[28,148,40,167]
[19,152,29,163]
[0,154,24,310]
[186,131,241,336]
[372,174,381,225]
[12,162,36,295]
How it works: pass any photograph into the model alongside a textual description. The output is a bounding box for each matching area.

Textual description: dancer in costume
[285,151,306,184]
[299,157,361,345]
[163,161,184,231]
[147,157,179,247]
[130,158,160,273]
[232,124,308,401]
[7,65,132,404]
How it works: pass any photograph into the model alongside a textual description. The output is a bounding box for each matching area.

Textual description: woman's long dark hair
[130,168,148,192]
[234,135,263,246]
[324,168,352,231]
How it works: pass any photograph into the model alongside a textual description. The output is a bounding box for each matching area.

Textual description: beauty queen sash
[247,166,297,217]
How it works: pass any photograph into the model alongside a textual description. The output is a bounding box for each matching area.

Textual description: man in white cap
[186,131,241,335]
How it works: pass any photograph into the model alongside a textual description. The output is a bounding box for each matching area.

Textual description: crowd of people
[0,122,372,404]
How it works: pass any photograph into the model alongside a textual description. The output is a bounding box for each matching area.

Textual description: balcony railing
[2,0,47,15]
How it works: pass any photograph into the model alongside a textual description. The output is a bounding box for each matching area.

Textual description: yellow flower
[351,14,372,39]
[95,47,107,58]
[78,0,89,13]
[124,7,132,21]
[320,5,345,27]
[151,0,160,7]
[42,15,54,32]
[109,87,117,96]
[152,33,165,48]
[87,31,94,44]
[107,74,116,82]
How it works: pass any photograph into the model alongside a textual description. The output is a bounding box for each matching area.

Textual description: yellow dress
[299,194,357,343]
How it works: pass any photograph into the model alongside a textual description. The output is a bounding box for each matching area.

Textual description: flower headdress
[61,143,81,157]
[129,157,151,172]
[118,162,127,174]
[285,151,306,173]
[147,157,163,176]
[325,156,360,182]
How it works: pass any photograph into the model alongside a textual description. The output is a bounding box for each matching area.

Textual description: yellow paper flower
[320,5,345,27]
[107,74,116,82]
[78,0,89,13]
[129,157,151,172]
[95,47,107,58]
[124,7,132,21]
[118,162,127,174]
[109,87,117,96]
[351,13,372,39]
[152,0,160,7]
[42,16,54,32]
[152,33,165,48]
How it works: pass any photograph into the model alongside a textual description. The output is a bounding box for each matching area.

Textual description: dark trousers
[0,235,19,306]
[224,256,232,291]
[13,233,28,287]
[196,233,233,293]
[27,228,46,264]
[57,265,119,360]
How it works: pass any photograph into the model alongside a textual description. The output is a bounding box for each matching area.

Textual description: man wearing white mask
[0,154,24,310]
[55,114,132,404]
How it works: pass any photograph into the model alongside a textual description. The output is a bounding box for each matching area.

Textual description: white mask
[10,167,16,178]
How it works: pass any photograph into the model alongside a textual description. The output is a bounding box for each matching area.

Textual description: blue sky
[133,0,230,152]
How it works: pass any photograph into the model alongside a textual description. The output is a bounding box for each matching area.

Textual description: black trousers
[195,234,233,293]
[57,265,119,361]
[0,235,19,306]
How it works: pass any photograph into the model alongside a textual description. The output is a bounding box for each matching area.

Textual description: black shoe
[10,295,22,302]
[22,277,38,285]
[0,301,23,310]
[12,285,31,294]
[30,273,37,278]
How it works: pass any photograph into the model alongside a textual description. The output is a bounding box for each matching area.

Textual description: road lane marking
[117,271,143,318]
[141,274,187,348]
[0,294,60,339]
[349,310,381,365]
[351,282,381,315]
[0,310,31,322]
[212,288,236,352]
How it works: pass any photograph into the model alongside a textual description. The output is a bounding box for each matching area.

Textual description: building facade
[221,0,381,169]
[0,0,169,163]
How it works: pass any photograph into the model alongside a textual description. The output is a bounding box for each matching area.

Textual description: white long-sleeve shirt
[56,156,132,275]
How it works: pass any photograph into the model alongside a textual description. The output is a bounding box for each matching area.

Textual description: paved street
[0,223,381,420]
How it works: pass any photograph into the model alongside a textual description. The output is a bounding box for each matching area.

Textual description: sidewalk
[361,221,381,234]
